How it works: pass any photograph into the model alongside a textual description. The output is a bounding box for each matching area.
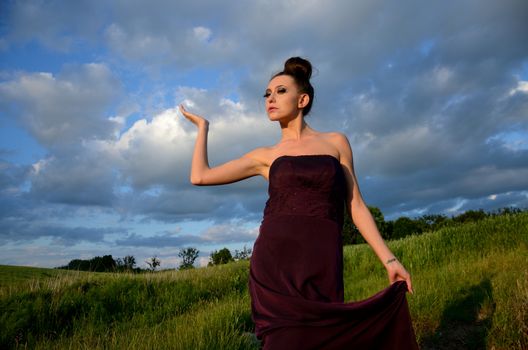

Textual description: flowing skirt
[249,214,418,349]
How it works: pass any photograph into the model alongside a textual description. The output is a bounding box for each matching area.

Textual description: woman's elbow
[350,197,366,211]
[190,175,204,186]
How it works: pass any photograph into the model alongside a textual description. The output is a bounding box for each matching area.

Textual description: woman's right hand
[179,104,209,128]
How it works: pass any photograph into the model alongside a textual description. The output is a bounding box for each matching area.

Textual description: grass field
[1,212,527,349]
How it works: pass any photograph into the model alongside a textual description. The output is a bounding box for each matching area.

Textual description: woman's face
[264,75,307,121]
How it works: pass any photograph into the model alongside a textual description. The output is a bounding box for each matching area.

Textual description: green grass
[1,212,527,349]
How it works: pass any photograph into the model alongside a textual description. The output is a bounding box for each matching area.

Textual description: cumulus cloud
[100,88,272,221]
[192,26,212,43]
[0,73,273,233]
[28,152,117,206]
[105,107,194,189]
[510,81,528,96]
[101,3,238,69]
[1,0,106,51]
[0,64,122,149]
[0,221,126,246]
[91,86,275,193]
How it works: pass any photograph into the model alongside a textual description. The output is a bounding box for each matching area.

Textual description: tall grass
[1,212,527,349]
[343,212,528,349]
[1,262,254,349]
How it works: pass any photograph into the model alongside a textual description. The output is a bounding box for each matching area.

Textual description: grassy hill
[1,212,527,349]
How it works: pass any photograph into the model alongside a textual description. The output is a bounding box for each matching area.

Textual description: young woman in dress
[180,57,418,349]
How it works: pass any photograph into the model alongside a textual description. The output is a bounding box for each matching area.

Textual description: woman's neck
[279,115,313,141]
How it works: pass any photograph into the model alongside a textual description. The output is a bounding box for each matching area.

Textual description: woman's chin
[268,115,300,123]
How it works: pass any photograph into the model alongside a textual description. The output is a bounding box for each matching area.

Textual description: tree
[96,255,117,272]
[342,208,362,245]
[208,247,234,266]
[145,256,161,271]
[417,214,448,232]
[493,206,523,216]
[392,217,422,240]
[234,245,252,261]
[178,247,199,270]
[368,206,389,239]
[60,255,117,272]
[64,259,90,271]
[342,206,388,245]
[116,255,137,272]
[123,255,136,271]
[453,209,488,223]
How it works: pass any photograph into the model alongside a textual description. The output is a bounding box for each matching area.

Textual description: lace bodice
[263,154,347,225]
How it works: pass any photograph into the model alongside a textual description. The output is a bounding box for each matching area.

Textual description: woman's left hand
[385,260,414,294]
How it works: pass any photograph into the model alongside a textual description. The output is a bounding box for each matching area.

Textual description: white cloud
[28,150,116,206]
[100,5,238,69]
[105,23,173,63]
[509,80,528,96]
[108,107,193,189]
[98,90,274,191]
[193,26,212,42]
[201,223,258,243]
[0,64,122,148]
[2,1,106,51]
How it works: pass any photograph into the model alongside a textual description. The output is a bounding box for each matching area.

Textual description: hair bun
[283,57,312,81]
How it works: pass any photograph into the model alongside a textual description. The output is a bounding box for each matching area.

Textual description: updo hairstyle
[273,57,315,116]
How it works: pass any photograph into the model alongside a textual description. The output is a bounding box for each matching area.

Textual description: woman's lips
[267,107,278,112]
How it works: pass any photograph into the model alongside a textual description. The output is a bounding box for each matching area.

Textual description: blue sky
[1,0,527,268]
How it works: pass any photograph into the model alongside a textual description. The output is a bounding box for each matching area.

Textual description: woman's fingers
[179,104,208,127]
[179,104,195,121]
[405,275,414,294]
[399,270,413,294]
[388,264,414,294]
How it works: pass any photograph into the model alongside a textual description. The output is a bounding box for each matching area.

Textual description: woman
[180,57,418,349]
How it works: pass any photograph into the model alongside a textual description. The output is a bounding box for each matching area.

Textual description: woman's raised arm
[179,105,266,185]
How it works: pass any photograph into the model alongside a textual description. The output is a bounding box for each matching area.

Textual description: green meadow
[1,212,527,349]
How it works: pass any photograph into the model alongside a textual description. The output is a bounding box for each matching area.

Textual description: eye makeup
[263,85,287,98]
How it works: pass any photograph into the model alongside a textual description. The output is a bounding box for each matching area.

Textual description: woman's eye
[263,92,271,98]
[277,88,286,94]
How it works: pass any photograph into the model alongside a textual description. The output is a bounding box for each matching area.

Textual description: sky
[0,0,527,269]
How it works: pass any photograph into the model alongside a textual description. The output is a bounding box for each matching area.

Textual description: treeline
[58,254,171,273]
[343,206,526,245]
[57,245,253,273]
[207,245,252,266]
[57,255,139,273]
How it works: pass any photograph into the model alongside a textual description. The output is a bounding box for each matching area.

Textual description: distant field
[1,212,527,349]
[0,265,91,296]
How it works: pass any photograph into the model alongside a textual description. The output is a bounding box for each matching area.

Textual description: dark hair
[273,57,315,116]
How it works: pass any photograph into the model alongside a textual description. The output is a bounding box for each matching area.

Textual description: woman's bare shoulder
[319,130,348,141]
[242,146,276,166]
[317,131,352,161]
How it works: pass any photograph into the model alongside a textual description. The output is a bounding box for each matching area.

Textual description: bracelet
[386,257,397,264]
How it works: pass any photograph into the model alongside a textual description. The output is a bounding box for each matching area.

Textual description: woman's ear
[298,93,309,109]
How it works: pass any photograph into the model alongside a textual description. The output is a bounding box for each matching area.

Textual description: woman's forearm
[351,202,395,266]
[190,122,210,185]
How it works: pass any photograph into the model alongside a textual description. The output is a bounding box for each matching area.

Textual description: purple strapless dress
[248,154,419,349]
